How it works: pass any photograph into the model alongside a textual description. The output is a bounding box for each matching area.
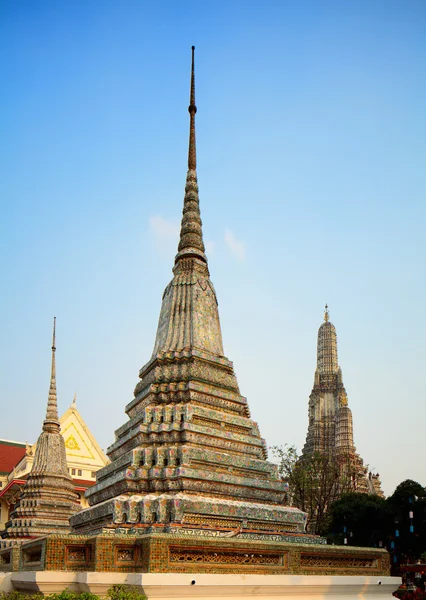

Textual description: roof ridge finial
[43,317,60,432]
[324,304,329,322]
[71,392,77,409]
[174,46,207,266]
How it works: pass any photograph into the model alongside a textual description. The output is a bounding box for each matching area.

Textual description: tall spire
[2,317,80,540]
[43,317,60,433]
[175,46,207,266]
[71,46,306,542]
[151,47,223,358]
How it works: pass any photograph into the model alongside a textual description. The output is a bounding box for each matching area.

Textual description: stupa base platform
[0,571,400,598]
[0,531,391,577]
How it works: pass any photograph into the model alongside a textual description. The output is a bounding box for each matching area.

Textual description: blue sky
[1,0,425,496]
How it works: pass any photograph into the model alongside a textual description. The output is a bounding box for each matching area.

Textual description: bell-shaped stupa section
[71,48,306,537]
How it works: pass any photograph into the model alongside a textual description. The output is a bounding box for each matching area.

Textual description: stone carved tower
[302,307,383,496]
[2,319,79,539]
[71,48,306,536]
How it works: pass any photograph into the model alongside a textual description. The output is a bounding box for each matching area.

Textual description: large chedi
[302,306,383,496]
[0,50,391,582]
[2,319,79,540]
[71,48,305,536]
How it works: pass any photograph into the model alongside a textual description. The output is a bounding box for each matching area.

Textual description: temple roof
[0,440,26,475]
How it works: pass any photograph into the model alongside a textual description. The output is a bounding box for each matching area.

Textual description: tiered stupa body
[2,319,79,540]
[302,307,383,496]
[71,48,306,536]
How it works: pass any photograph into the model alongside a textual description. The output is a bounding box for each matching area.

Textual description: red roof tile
[0,478,27,497]
[0,440,26,475]
[72,478,96,487]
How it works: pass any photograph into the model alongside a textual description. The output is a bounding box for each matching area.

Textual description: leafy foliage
[46,593,99,600]
[327,492,391,546]
[387,480,426,566]
[325,479,426,577]
[107,586,147,600]
[272,444,356,534]
[0,593,42,600]
[0,587,147,600]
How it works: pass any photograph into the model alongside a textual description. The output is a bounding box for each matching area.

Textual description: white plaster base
[0,572,13,593]
[10,571,401,599]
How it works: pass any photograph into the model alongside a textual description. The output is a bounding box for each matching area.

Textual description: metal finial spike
[188,45,197,170]
[324,304,329,322]
[189,46,196,111]
[52,316,56,350]
[51,317,56,378]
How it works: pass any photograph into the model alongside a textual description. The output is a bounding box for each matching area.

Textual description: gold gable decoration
[61,422,96,460]
[65,435,80,451]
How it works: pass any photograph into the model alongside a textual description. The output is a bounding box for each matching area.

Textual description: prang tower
[2,319,79,540]
[302,306,383,496]
[71,48,306,536]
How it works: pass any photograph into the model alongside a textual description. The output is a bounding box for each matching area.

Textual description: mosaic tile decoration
[1,532,391,576]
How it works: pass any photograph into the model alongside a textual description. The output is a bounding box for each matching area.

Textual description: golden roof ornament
[324,304,329,322]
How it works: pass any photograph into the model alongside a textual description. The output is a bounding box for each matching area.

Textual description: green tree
[272,445,356,534]
[326,492,390,547]
[387,480,426,567]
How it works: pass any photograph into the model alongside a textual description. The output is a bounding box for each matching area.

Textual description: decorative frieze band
[300,553,377,569]
[169,546,284,566]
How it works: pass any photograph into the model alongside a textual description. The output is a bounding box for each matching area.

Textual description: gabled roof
[59,400,109,467]
[0,398,108,478]
[0,440,26,474]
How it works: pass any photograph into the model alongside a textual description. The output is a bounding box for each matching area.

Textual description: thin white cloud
[225,229,246,262]
[149,216,179,240]
[205,240,215,255]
